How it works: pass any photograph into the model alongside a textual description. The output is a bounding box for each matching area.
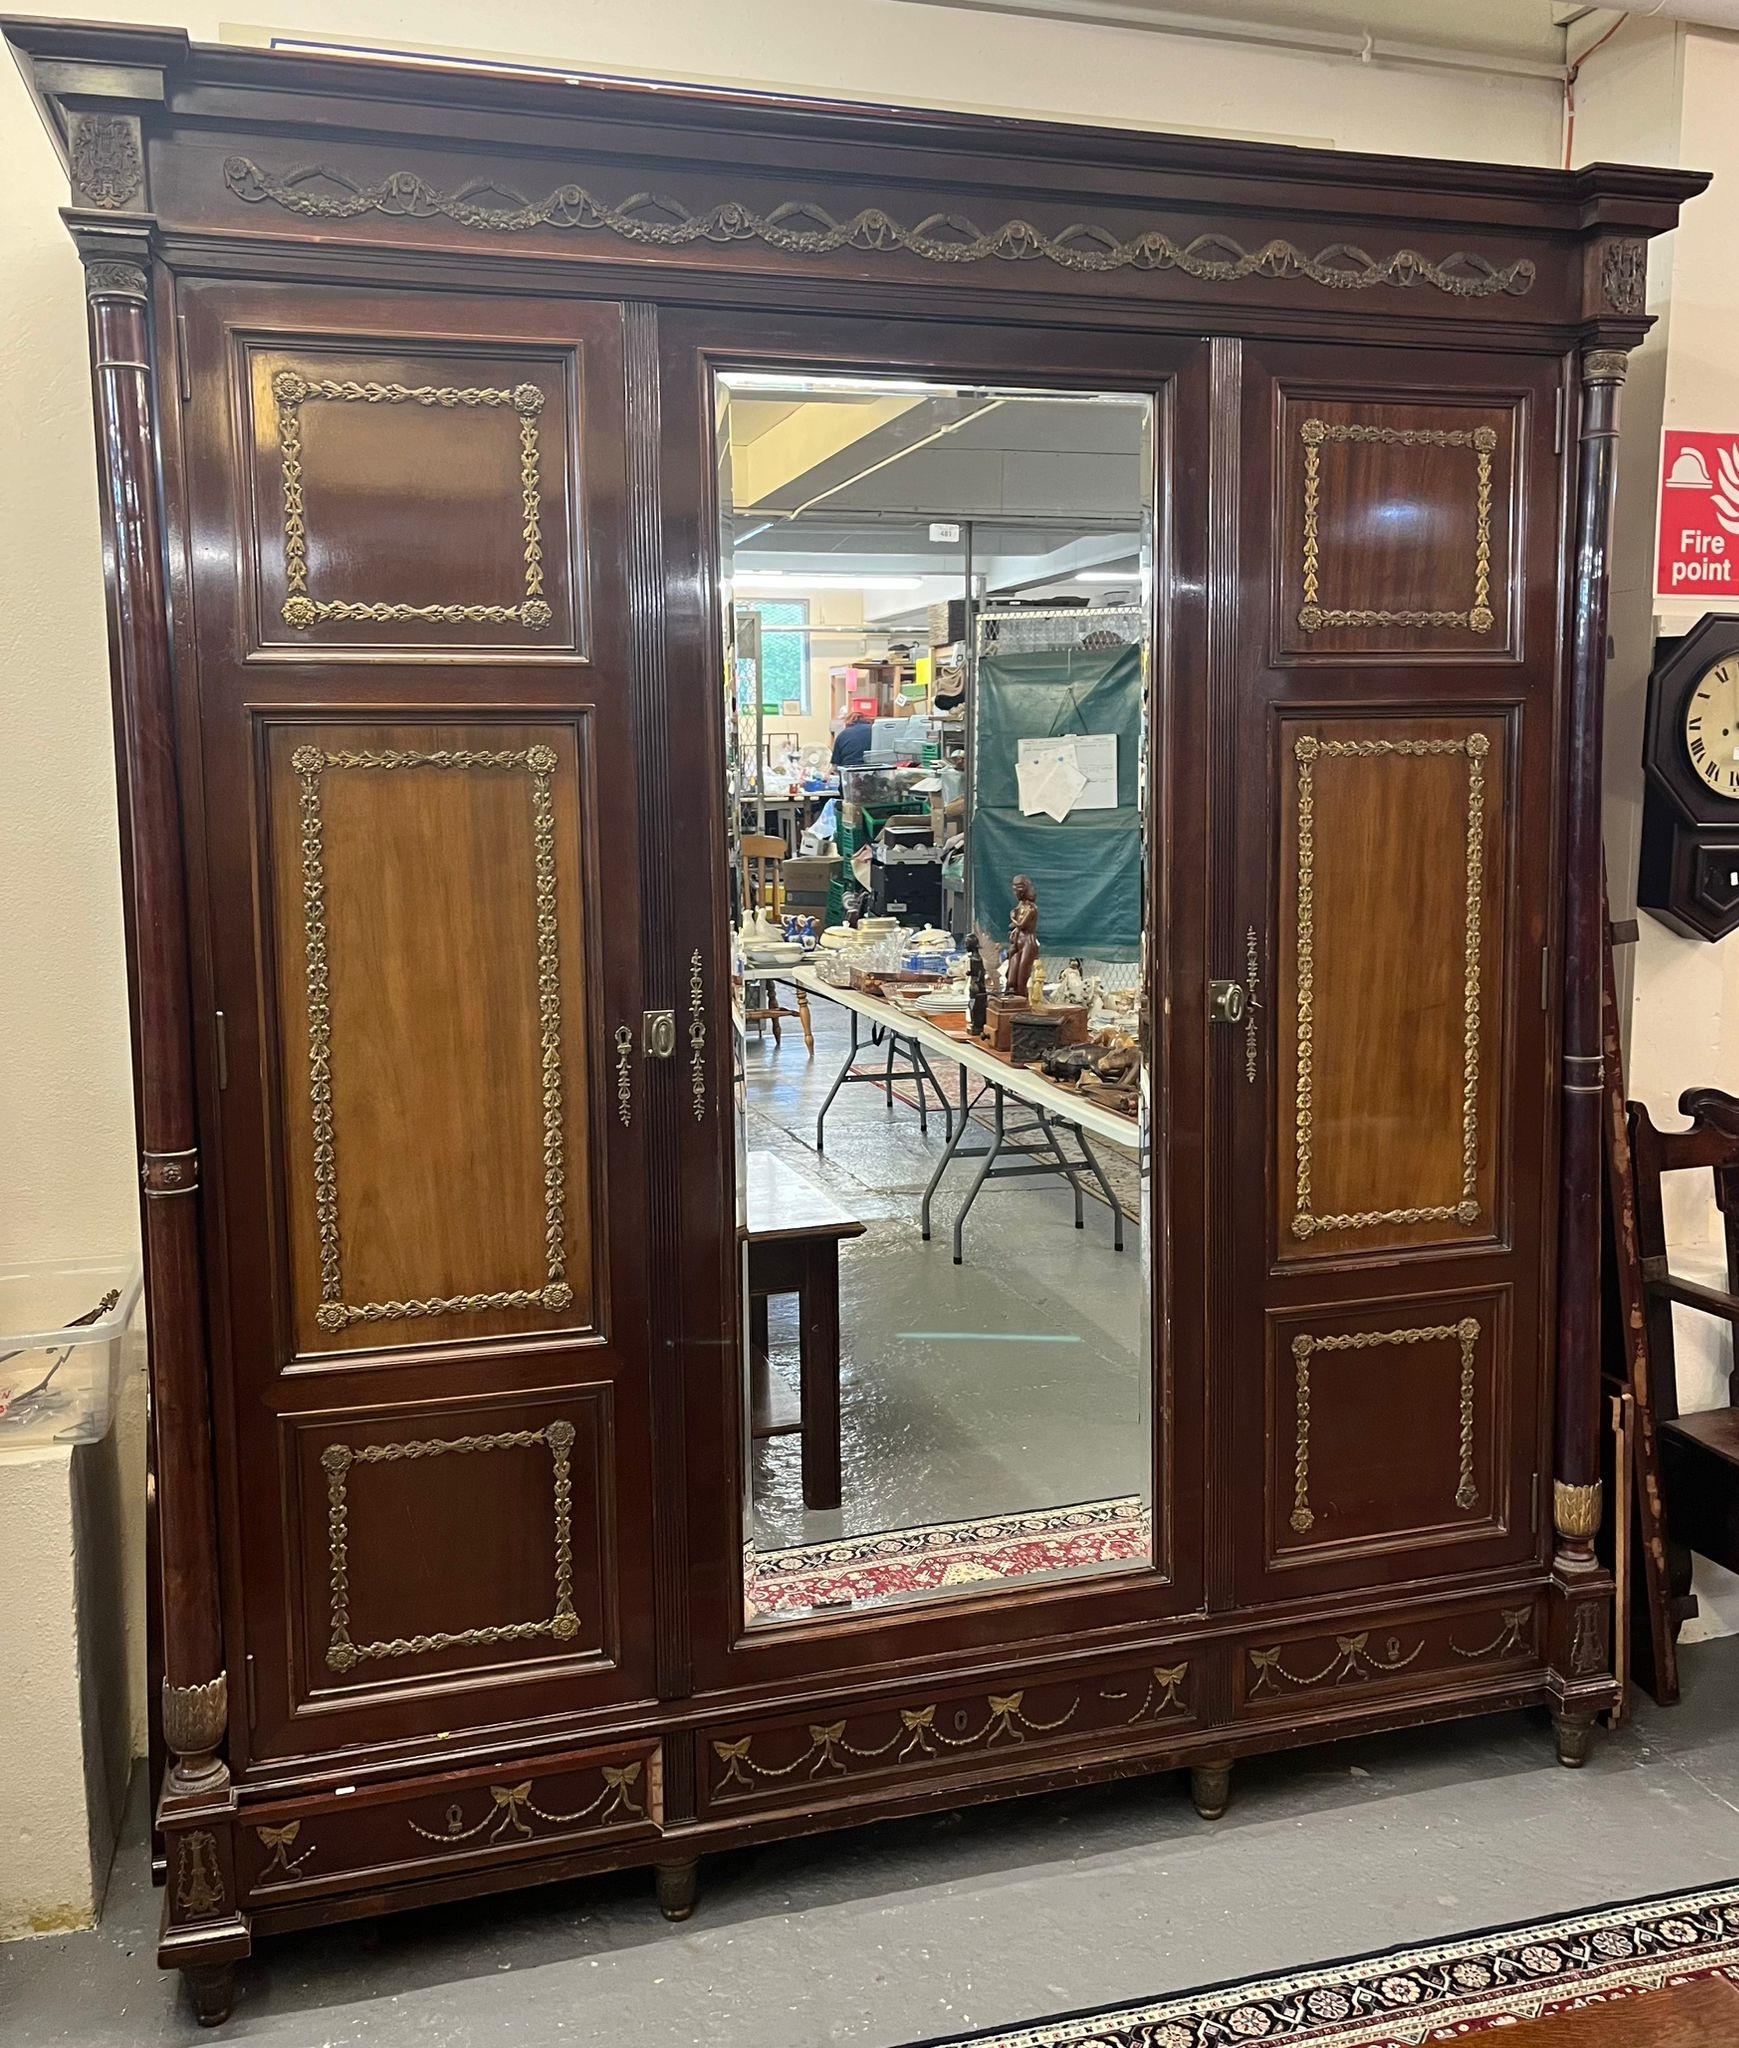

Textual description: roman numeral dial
[1685,657,1739,799]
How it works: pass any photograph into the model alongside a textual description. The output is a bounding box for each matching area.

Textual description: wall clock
[1639,612,1739,941]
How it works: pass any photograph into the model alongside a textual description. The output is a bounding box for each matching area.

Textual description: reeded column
[1553,345,1628,1566]
[81,242,229,1796]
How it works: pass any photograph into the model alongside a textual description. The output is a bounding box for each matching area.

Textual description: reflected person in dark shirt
[831,708,874,769]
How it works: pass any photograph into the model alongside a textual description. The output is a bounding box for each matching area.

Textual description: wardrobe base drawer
[238,1738,662,1906]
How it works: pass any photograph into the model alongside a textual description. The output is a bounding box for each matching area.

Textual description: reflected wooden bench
[746,1150,865,1512]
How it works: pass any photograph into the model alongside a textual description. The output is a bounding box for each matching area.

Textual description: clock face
[1684,656,1739,801]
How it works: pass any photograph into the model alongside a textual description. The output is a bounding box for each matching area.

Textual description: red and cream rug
[900,1884,1739,2048]
[745,1495,1150,1619]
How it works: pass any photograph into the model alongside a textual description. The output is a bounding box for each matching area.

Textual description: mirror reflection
[717,369,1155,1626]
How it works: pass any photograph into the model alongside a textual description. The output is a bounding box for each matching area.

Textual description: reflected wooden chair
[741,831,814,1055]
[1629,1086,1739,1652]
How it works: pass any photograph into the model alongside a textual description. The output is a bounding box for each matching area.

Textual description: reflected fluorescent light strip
[720,373,1148,407]
[735,573,924,590]
[897,1331,1084,1344]
[784,398,1006,520]
[1076,570,1143,582]
[722,374,966,397]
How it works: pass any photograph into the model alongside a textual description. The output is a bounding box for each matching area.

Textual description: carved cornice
[222,157,1538,302]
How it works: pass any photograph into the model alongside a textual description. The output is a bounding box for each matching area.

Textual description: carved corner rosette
[161,1672,228,1757]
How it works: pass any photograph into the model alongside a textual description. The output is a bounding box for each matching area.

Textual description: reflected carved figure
[1005,874,1039,998]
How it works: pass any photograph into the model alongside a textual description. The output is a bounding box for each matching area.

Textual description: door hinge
[214,1010,229,1090]
[1553,384,1565,455]
[176,309,192,404]
[244,1653,257,1729]
[1530,1472,1540,1536]
[1540,944,1552,1013]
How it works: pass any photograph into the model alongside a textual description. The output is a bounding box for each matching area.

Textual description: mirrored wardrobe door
[711,366,1159,1629]
[618,295,1232,1669]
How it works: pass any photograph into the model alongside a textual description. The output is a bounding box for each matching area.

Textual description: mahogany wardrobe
[5,18,1705,2025]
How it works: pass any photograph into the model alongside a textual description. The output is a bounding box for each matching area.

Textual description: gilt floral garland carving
[1286,1317,1482,1537]
[272,369,549,632]
[321,1421,579,1671]
[1298,419,1498,634]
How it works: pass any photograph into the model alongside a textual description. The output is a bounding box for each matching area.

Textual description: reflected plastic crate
[0,1261,142,1454]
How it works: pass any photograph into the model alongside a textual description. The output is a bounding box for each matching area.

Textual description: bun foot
[1553,1710,1596,1768]
[186,1963,236,2028]
[656,1857,699,1922]
[1189,1762,1232,1820]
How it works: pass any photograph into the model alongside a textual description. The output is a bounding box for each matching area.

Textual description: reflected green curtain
[970,640,1142,963]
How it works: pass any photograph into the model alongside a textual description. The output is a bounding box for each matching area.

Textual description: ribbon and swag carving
[1249,1631,1426,1697]
[255,1821,317,1879]
[713,1687,1085,1789]
[223,157,1537,301]
[408,1762,645,1843]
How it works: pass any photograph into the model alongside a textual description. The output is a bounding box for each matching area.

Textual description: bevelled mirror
[714,366,1156,1628]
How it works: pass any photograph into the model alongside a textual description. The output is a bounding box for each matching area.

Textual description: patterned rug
[901,1884,1739,2047]
[745,1496,1150,1619]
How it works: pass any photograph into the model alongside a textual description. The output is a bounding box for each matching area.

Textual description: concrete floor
[745,999,1150,1565]
[4,1639,1736,2046]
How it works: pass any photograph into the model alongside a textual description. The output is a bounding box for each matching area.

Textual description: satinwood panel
[1275,714,1509,1261]
[266,719,595,1354]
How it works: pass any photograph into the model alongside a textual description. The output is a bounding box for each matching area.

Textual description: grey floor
[4,1639,1737,2047]
[746,999,1149,1560]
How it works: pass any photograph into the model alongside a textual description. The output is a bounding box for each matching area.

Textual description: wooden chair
[740,832,813,1055]
[1629,1086,1739,1651]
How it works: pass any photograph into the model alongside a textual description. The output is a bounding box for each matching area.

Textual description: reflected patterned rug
[900,1884,1739,2047]
[745,1496,1149,1619]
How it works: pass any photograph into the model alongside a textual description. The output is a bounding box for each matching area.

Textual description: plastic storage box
[0,1261,142,1454]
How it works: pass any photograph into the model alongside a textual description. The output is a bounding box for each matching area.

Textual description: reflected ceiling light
[720,373,963,397]
[734,572,925,590]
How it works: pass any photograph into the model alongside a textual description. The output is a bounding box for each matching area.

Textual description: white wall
[1574,16,1739,1642]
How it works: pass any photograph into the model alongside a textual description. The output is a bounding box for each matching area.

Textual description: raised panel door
[175,281,655,1769]
[1228,343,1562,1607]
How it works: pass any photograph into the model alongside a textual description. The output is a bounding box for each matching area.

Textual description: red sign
[1657,431,1739,602]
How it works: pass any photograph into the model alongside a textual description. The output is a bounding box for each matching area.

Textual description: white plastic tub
[0,1261,142,1454]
